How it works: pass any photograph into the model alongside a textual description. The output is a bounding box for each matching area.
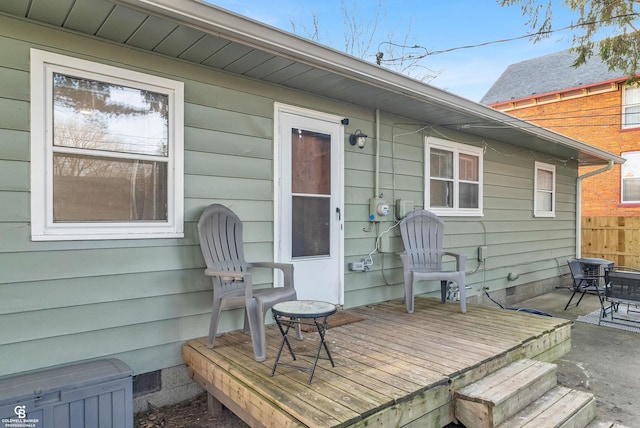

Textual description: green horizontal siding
[0,129,29,161]
[0,292,212,344]
[1,270,207,314]
[342,120,577,308]
[0,98,28,130]
[0,13,578,378]
[0,160,28,191]
[185,128,272,159]
[0,315,212,375]
[0,191,29,222]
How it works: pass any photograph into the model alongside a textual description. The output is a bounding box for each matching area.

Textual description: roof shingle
[480,49,623,105]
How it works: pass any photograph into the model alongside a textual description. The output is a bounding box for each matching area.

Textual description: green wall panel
[185,151,272,180]
[0,191,28,222]
[0,98,28,130]
[0,12,579,379]
[0,67,29,100]
[184,175,273,200]
[0,160,28,191]
[0,129,29,161]
[185,127,272,159]
[0,314,211,377]
[186,103,272,139]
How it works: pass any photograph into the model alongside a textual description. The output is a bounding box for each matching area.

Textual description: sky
[206,0,580,102]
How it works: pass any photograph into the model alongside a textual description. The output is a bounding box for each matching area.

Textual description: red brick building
[482,50,640,216]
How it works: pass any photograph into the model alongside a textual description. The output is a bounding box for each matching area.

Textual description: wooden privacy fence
[582,216,640,268]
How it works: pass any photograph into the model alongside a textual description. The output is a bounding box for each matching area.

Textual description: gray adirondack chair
[398,209,467,314]
[197,204,299,362]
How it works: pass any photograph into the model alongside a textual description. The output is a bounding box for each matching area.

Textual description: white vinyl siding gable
[30,49,184,240]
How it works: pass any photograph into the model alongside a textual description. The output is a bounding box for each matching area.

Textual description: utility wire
[431,102,640,129]
[376,12,640,64]
[437,115,640,130]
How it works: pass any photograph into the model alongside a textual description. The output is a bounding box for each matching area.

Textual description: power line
[459,108,633,125]
[435,110,640,130]
[376,12,640,65]
[487,100,640,127]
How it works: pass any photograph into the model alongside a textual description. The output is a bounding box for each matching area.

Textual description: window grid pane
[536,191,553,211]
[623,179,640,202]
[622,152,640,202]
[430,148,453,179]
[430,180,453,208]
[459,153,479,182]
[53,73,169,157]
[623,86,640,128]
[459,182,479,208]
[53,154,168,222]
[537,169,553,191]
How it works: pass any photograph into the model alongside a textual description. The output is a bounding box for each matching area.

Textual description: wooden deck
[182,297,572,428]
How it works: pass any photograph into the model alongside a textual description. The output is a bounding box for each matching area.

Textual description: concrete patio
[513,289,639,428]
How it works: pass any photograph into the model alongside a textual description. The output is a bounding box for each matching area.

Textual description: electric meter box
[369,197,390,222]
[0,358,133,428]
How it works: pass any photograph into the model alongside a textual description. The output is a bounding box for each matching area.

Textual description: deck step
[497,386,596,428]
[455,359,557,428]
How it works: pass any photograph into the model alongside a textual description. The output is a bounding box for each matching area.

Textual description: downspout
[375,109,380,197]
[576,160,613,257]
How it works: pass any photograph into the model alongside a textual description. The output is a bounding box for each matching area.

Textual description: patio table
[271,300,337,384]
[577,257,614,286]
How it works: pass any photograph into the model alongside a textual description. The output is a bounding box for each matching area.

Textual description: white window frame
[30,49,184,241]
[622,84,640,129]
[534,161,556,218]
[424,137,483,216]
[621,151,640,203]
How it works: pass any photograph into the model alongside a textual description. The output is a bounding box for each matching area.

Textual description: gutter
[576,160,614,257]
[116,0,624,167]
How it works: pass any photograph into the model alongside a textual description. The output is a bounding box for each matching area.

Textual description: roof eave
[114,0,624,166]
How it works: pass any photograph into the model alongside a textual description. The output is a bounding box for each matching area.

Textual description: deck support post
[207,392,223,416]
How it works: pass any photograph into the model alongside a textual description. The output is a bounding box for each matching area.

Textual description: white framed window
[622,84,640,129]
[534,161,556,217]
[621,151,640,203]
[425,137,483,216]
[30,49,184,240]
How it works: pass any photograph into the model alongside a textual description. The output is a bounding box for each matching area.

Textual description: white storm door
[276,106,344,305]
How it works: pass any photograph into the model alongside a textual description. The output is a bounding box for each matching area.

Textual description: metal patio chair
[601,266,640,323]
[398,209,467,314]
[197,204,299,362]
[565,257,607,317]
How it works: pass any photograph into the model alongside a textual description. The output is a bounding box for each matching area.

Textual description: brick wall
[500,88,640,217]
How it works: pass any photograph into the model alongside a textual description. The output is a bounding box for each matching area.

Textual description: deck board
[183,297,572,428]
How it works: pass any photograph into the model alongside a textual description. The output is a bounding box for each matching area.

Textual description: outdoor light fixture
[349,129,367,149]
